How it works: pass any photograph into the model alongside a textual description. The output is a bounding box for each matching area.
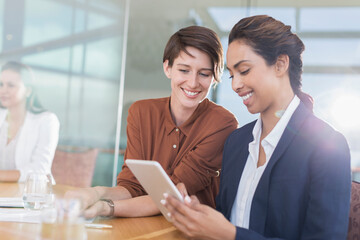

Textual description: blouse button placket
[172,128,179,151]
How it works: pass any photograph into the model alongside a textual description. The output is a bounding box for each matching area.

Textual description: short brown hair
[163,26,224,84]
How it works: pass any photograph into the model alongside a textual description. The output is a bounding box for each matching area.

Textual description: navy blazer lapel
[230,132,253,202]
[220,121,255,219]
[250,102,311,233]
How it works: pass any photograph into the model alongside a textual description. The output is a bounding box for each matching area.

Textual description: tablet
[126,159,184,221]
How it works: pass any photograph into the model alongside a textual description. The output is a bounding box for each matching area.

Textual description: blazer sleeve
[300,131,351,240]
[234,131,351,240]
[18,113,60,182]
[235,227,282,240]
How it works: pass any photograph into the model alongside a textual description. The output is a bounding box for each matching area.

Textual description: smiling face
[227,40,285,116]
[0,69,28,109]
[164,46,214,116]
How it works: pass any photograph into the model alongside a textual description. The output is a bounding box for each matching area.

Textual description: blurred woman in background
[0,61,59,182]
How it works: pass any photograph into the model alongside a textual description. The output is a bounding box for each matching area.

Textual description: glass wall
[0,0,126,186]
[211,4,360,179]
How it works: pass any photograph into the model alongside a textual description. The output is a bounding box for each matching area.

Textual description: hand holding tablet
[126,159,184,221]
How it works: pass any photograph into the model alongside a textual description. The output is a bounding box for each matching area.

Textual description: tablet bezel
[125,159,184,221]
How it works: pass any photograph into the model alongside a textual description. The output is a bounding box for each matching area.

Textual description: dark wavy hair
[229,15,313,111]
[1,61,45,113]
[163,25,224,85]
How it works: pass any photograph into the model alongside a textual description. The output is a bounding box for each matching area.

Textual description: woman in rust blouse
[66,26,238,218]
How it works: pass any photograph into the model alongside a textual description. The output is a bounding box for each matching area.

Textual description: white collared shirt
[230,96,300,228]
[0,121,21,170]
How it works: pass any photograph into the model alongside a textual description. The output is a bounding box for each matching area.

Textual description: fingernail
[167,212,171,218]
[163,193,169,198]
[185,195,191,203]
[160,199,166,205]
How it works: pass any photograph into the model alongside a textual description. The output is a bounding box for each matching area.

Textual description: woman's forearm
[0,170,20,182]
[114,195,160,217]
[98,185,132,201]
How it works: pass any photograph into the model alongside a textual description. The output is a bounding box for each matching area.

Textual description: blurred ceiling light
[330,93,360,131]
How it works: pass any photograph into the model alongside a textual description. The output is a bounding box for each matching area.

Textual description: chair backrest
[348,181,360,239]
[51,148,98,188]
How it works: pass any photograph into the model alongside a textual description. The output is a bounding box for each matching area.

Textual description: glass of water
[41,198,87,240]
[23,172,53,210]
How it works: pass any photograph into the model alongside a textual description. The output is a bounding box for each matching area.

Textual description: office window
[211,5,360,176]
[303,39,360,67]
[208,7,296,32]
[300,7,360,32]
[0,1,4,52]
[0,0,127,186]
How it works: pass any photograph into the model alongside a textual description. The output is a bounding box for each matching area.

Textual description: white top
[0,109,60,181]
[0,121,22,170]
[230,96,300,228]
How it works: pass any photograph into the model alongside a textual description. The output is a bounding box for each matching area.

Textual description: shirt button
[173,144,177,149]
[175,128,179,132]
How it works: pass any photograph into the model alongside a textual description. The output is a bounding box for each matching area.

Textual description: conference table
[0,183,186,240]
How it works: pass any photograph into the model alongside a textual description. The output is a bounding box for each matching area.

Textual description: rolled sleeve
[117,103,147,197]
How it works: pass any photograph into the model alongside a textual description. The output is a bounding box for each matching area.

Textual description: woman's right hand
[163,194,236,240]
[64,187,101,215]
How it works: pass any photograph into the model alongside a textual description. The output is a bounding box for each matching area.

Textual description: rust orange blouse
[117,97,238,208]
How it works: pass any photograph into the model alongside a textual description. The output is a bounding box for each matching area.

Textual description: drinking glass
[22,172,53,210]
[41,198,87,240]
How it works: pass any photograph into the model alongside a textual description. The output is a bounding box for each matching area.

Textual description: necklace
[6,114,11,139]
[6,114,14,140]
[5,111,26,141]
[7,130,12,140]
[275,109,285,118]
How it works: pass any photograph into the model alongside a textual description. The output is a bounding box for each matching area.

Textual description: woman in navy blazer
[163,15,351,240]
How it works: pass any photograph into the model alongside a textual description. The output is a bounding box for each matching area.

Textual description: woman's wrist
[222,222,236,240]
[100,199,115,217]
[0,170,20,182]
[93,187,102,200]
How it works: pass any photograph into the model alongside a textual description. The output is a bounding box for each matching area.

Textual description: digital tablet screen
[126,159,184,221]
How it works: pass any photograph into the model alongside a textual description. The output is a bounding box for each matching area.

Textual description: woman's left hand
[163,194,236,240]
